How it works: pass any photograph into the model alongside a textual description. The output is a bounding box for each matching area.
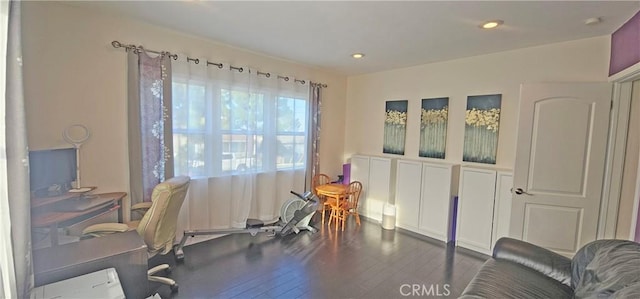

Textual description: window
[276,97,307,170]
[172,77,308,177]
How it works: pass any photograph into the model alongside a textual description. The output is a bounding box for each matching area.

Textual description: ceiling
[70,1,639,76]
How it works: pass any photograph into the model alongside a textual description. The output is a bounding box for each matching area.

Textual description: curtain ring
[207,61,223,69]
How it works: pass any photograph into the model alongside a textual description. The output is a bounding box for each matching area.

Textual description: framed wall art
[419,97,448,159]
[383,100,408,155]
[463,94,501,164]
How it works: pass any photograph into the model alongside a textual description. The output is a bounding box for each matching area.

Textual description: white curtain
[172,56,309,234]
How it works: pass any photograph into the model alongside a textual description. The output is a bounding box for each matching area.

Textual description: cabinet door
[420,163,453,242]
[350,155,370,197]
[457,167,497,255]
[366,157,392,222]
[493,172,513,245]
[395,160,422,231]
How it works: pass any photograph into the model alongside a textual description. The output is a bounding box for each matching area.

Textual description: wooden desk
[31,192,127,246]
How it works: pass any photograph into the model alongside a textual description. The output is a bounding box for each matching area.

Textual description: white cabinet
[394,160,459,242]
[395,160,422,230]
[350,154,370,203]
[350,155,394,222]
[456,166,513,255]
[493,171,514,246]
[420,163,459,242]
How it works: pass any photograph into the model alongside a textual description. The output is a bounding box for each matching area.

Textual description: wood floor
[151,215,488,299]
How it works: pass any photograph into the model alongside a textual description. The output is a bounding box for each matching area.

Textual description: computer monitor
[29,147,77,197]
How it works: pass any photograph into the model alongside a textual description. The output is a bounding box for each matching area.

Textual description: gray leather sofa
[460,237,640,298]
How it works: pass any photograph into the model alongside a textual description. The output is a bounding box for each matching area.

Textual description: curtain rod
[111,40,328,88]
[111,41,178,60]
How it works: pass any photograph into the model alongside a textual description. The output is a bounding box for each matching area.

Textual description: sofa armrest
[493,237,572,287]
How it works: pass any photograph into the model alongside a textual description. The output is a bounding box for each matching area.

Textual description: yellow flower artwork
[383,100,408,155]
[419,97,449,159]
[463,94,501,164]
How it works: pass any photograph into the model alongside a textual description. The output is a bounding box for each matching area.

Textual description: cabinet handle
[513,188,533,195]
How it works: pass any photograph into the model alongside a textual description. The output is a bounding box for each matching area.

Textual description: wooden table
[31,192,127,246]
[315,184,347,227]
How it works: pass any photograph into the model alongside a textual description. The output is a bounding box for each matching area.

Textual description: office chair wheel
[170,283,179,293]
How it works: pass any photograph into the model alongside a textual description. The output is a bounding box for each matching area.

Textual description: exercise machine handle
[290,190,316,202]
[290,190,305,199]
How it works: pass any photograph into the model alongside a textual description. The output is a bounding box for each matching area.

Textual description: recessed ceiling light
[481,20,504,29]
[352,53,365,59]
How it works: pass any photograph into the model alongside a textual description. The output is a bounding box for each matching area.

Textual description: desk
[316,184,347,226]
[31,192,127,246]
[34,230,148,299]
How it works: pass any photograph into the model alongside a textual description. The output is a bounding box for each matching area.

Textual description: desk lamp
[63,124,91,192]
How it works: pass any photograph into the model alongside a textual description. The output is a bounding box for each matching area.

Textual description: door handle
[513,188,533,195]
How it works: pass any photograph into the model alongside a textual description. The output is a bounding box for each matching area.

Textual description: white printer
[31,268,125,299]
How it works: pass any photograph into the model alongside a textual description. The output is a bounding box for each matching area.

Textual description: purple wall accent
[342,163,351,185]
[449,196,458,243]
[609,10,640,76]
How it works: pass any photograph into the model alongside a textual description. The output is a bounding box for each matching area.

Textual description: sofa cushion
[493,237,572,287]
[460,259,573,299]
[611,282,640,298]
[574,240,640,298]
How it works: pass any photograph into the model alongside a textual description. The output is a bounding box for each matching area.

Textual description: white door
[511,82,611,256]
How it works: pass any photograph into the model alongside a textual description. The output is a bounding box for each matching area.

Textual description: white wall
[344,36,611,169]
[22,2,347,197]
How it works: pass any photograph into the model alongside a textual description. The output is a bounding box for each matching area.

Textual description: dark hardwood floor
[151,215,488,299]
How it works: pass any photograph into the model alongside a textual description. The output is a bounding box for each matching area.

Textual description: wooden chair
[312,173,332,224]
[329,181,362,231]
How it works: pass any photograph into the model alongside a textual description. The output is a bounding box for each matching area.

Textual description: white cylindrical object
[382,204,396,230]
